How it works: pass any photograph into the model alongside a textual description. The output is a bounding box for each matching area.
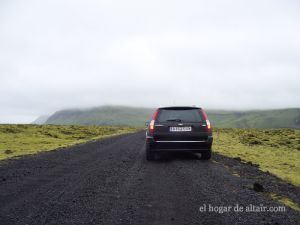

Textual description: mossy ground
[270,193,300,212]
[0,124,138,160]
[214,128,300,186]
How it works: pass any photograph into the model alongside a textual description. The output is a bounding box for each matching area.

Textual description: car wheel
[201,150,211,160]
[146,142,155,160]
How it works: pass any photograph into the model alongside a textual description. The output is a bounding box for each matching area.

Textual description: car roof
[158,106,202,110]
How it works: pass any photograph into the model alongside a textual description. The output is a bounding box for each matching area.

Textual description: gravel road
[0,132,299,225]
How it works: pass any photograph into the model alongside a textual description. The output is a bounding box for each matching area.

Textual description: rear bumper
[146,136,213,152]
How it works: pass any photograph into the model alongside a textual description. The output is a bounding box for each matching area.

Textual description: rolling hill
[206,108,300,128]
[44,106,153,127]
[41,106,300,128]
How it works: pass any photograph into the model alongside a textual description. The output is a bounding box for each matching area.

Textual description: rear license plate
[169,127,192,132]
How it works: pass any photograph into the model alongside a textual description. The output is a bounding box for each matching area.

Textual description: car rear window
[156,109,203,122]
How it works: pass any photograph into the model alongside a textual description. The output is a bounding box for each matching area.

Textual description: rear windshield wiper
[166,119,182,122]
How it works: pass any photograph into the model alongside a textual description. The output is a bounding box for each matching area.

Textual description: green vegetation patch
[214,128,300,186]
[0,124,138,160]
[270,193,300,212]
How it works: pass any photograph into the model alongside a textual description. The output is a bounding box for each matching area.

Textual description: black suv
[146,106,213,160]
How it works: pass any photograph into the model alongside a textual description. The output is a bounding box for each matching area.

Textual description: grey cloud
[0,0,300,123]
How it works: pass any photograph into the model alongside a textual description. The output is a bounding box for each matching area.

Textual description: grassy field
[214,128,300,186]
[0,124,138,160]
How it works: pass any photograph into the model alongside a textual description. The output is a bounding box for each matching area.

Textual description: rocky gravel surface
[0,131,299,225]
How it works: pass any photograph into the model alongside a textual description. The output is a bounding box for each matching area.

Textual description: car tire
[146,142,155,160]
[201,150,211,160]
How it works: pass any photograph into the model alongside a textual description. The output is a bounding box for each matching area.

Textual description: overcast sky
[0,0,300,123]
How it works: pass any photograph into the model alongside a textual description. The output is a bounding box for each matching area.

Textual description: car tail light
[149,109,159,133]
[201,110,212,132]
[149,120,155,133]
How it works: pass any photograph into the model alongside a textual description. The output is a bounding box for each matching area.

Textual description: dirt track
[0,132,299,225]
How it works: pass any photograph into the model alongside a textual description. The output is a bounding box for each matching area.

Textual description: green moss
[270,193,300,212]
[0,124,138,160]
[214,128,300,187]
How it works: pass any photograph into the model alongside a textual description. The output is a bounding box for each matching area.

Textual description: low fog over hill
[36,106,300,128]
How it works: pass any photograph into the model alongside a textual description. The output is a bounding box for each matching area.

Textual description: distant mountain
[42,106,300,128]
[31,115,50,125]
[45,106,153,127]
[206,108,300,128]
